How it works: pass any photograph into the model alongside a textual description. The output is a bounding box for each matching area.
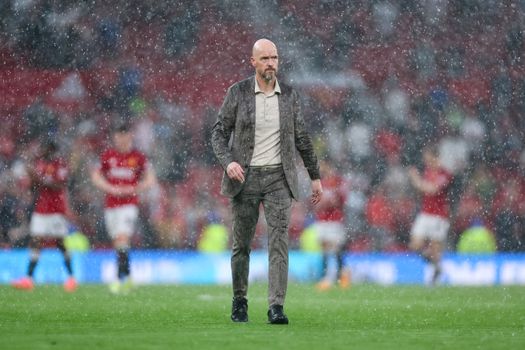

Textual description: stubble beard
[262,70,275,82]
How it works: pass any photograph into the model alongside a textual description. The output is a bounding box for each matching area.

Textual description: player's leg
[427,239,443,284]
[314,223,329,278]
[409,213,428,256]
[27,237,42,278]
[114,234,131,279]
[320,241,330,280]
[316,222,348,290]
[57,238,77,292]
[105,205,137,294]
[46,213,78,292]
[107,234,133,295]
[425,215,450,284]
[426,216,449,284]
[411,213,449,285]
[409,236,426,255]
[336,233,351,289]
[12,236,41,290]
[330,222,351,288]
[57,238,73,276]
[314,222,333,290]
[27,213,47,279]
[12,212,49,290]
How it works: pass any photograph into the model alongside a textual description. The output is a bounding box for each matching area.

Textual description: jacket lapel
[278,84,289,132]
[247,77,256,126]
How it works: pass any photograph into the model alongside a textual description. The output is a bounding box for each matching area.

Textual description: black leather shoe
[231,297,248,322]
[267,305,289,325]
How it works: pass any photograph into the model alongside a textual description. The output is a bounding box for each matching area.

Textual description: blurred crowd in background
[0,0,524,252]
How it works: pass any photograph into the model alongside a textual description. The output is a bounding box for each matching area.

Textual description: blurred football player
[12,140,77,292]
[408,144,453,285]
[91,122,157,294]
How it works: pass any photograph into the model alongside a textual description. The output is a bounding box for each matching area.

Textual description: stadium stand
[0,0,524,252]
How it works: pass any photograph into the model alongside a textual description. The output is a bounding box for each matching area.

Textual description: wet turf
[1,283,524,349]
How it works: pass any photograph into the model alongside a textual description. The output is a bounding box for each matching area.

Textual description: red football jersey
[421,167,453,218]
[315,175,346,222]
[33,158,68,214]
[98,148,147,208]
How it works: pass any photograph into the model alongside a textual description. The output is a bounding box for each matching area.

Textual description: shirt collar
[254,76,281,95]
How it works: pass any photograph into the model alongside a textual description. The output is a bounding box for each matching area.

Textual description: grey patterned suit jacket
[211,76,320,199]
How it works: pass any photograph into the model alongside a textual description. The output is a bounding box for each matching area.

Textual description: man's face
[251,44,279,83]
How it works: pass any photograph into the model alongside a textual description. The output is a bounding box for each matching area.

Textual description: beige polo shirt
[250,78,282,166]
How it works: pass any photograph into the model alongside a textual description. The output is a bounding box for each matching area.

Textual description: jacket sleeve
[292,89,320,180]
[211,85,237,170]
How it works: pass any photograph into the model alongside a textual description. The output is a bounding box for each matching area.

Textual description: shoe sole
[268,319,289,325]
[231,315,248,322]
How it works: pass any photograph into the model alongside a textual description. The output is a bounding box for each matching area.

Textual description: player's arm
[25,163,40,186]
[90,167,133,197]
[408,167,447,195]
[41,178,67,190]
[136,163,157,193]
[29,162,67,190]
[46,165,69,190]
[90,167,113,193]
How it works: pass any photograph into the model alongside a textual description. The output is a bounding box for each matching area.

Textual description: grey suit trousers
[231,165,292,307]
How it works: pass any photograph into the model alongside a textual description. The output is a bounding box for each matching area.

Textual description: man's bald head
[252,38,277,56]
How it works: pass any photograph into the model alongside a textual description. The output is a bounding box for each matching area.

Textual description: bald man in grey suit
[211,38,323,325]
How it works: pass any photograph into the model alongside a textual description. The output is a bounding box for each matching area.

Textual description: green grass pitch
[1,283,524,350]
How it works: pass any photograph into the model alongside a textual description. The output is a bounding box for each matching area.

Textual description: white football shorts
[30,213,68,238]
[410,212,450,242]
[104,204,139,239]
[315,221,346,247]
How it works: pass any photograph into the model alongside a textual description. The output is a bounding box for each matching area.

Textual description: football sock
[321,254,328,277]
[432,262,442,284]
[27,249,40,277]
[117,249,130,279]
[27,259,38,277]
[336,251,344,279]
[63,255,73,275]
[57,239,73,276]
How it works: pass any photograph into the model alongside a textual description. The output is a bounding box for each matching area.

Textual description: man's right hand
[226,162,245,183]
